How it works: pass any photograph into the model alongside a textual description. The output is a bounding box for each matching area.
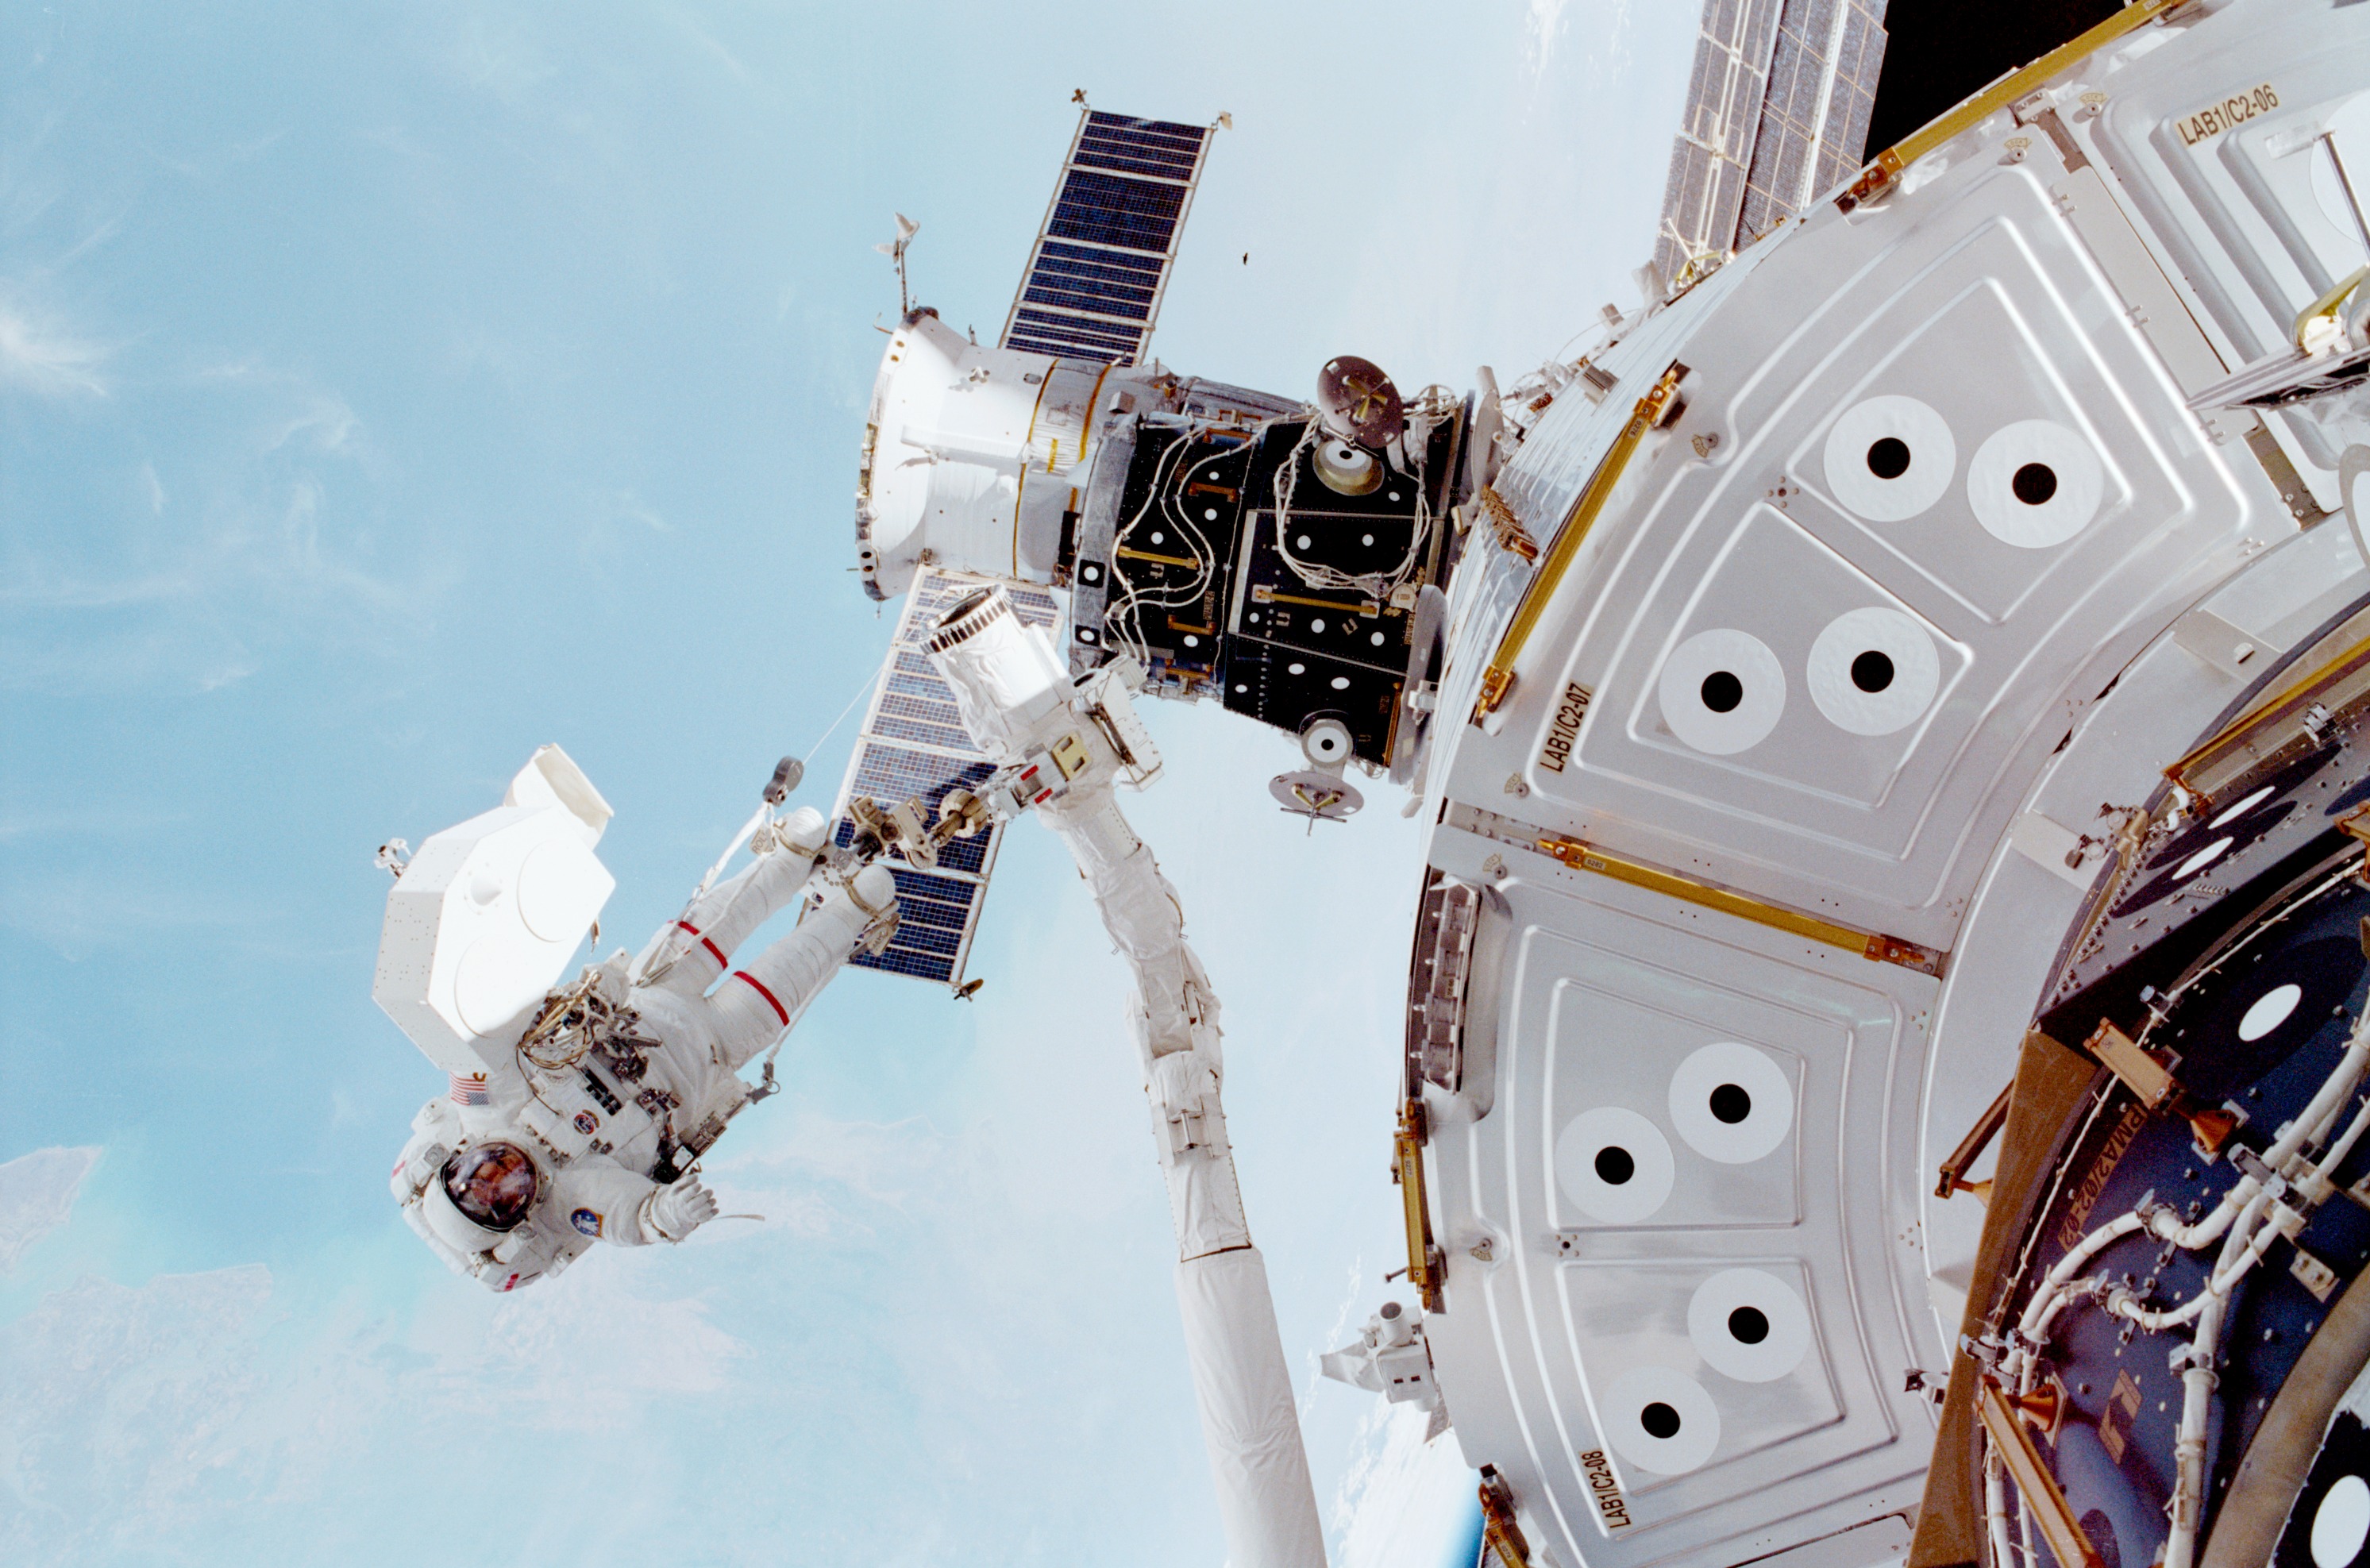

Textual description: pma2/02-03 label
[2175,83,2279,147]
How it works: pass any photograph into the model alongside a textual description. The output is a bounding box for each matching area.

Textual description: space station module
[372,745,894,1291]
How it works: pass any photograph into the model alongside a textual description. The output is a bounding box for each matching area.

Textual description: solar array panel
[830,568,1064,986]
[1001,110,1212,365]
[1651,0,1889,288]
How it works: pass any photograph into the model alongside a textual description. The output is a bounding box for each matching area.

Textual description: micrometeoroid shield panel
[1001,110,1211,365]
[832,568,1063,985]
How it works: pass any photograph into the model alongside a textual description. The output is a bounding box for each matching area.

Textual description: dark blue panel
[850,946,957,984]
[1010,309,1145,355]
[1021,276,1155,322]
[1040,239,1165,281]
[1047,170,1184,254]
[1080,111,1207,178]
[1073,123,1204,180]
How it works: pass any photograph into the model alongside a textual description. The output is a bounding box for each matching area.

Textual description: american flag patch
[449,1073,491,1107]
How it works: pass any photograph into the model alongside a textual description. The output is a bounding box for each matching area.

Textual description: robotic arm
[925,585,1326,1568]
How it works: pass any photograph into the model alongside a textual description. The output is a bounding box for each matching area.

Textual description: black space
[1728,1306,1771,1345]
[1709,1083,1752,1123]
[1864,0,2124,154]
[1867,437,1911,479]
[1594,1146,1636,1185]
[1701,671,1744,713]
[1640,1402,1682,1439]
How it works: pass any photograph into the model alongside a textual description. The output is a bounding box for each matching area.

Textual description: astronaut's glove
[644,1173,719,1243]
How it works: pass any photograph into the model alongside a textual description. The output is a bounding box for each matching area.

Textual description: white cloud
[0,1263,276,1562]
[1332,1400,1482,1568]
[0,304,109,397]
[0,1147,99,1273]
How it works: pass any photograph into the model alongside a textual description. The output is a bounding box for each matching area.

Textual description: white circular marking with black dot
[1667,1042,1794,1165]
[1601,1366,1721,1474]
[2175,837,2232,880]
[2210,785,2275,829]
[1967,419,2104,549]
[1658,628,1786,756]
[2316,1475,2370,1568]
[1687,1268,1813,1383]
[1805,607,1941,736]
[1554,1108,1674,1224]
[2238,983,2303,1043]
[1822,395,1956,522]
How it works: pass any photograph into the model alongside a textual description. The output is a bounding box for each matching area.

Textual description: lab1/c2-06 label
[2174,83,2279,146]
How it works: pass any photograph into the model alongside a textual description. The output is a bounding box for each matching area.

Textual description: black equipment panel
[1082,411,1459,765]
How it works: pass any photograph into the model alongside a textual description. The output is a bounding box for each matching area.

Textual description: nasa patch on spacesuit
[570,1207,603,1239]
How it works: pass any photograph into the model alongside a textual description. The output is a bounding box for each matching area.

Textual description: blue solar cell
[1003,107,1211,365]
[1073,132,1203,181]
[1021,278,1155,322]
[1007,330,1146,364]
[873,714,976,752]
[850,946,957,983]
[829,568,1061,985]
[887,864,977,904]
[1048,170,1184,253]
[1041,239,1164,280]
[885,922,965,959]
[1012,309,1144,354]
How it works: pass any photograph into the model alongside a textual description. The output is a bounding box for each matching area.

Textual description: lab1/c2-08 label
[2174,83,2279,146]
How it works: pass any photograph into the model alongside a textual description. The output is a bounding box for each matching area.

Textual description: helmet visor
[442,1142,538,1232]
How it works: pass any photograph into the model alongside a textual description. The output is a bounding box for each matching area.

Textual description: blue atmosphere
[0,4,1694,1563]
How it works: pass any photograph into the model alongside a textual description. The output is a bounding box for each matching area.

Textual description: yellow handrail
[1474,363,1686,719]
[1395,1098,1443,1312]
[1536,832,1946,975]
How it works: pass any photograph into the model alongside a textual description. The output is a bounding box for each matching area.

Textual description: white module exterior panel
[2084,3,2370,486]
[1419,821,1935,1567]
[1464,139,2279,950]
[1409,8,2370,1564]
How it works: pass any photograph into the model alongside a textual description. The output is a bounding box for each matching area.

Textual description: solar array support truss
[1000,109,1215,366]
[830,568,1064,987]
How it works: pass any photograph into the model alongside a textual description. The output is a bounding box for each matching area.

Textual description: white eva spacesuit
[388,807,895,1292]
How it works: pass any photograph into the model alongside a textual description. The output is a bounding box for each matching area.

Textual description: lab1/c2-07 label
[2174,83,2278,146]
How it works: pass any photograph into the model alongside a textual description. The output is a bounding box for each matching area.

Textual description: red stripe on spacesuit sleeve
[732,969,791,1025]
[676,920,726,968]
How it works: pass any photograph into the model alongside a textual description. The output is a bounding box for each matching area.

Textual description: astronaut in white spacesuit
[390,807,896,1292]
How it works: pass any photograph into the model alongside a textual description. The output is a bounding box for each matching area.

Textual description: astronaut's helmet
[444,1142,539,1230]
[419,1139,541,1255]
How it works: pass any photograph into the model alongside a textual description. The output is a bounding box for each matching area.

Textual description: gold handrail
[1836,0,2192,212]
[1977,1377,2106,1568]
[1474,364,1686,719]
[1535,832,1946,975]
[1394,1098,1443,1313]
